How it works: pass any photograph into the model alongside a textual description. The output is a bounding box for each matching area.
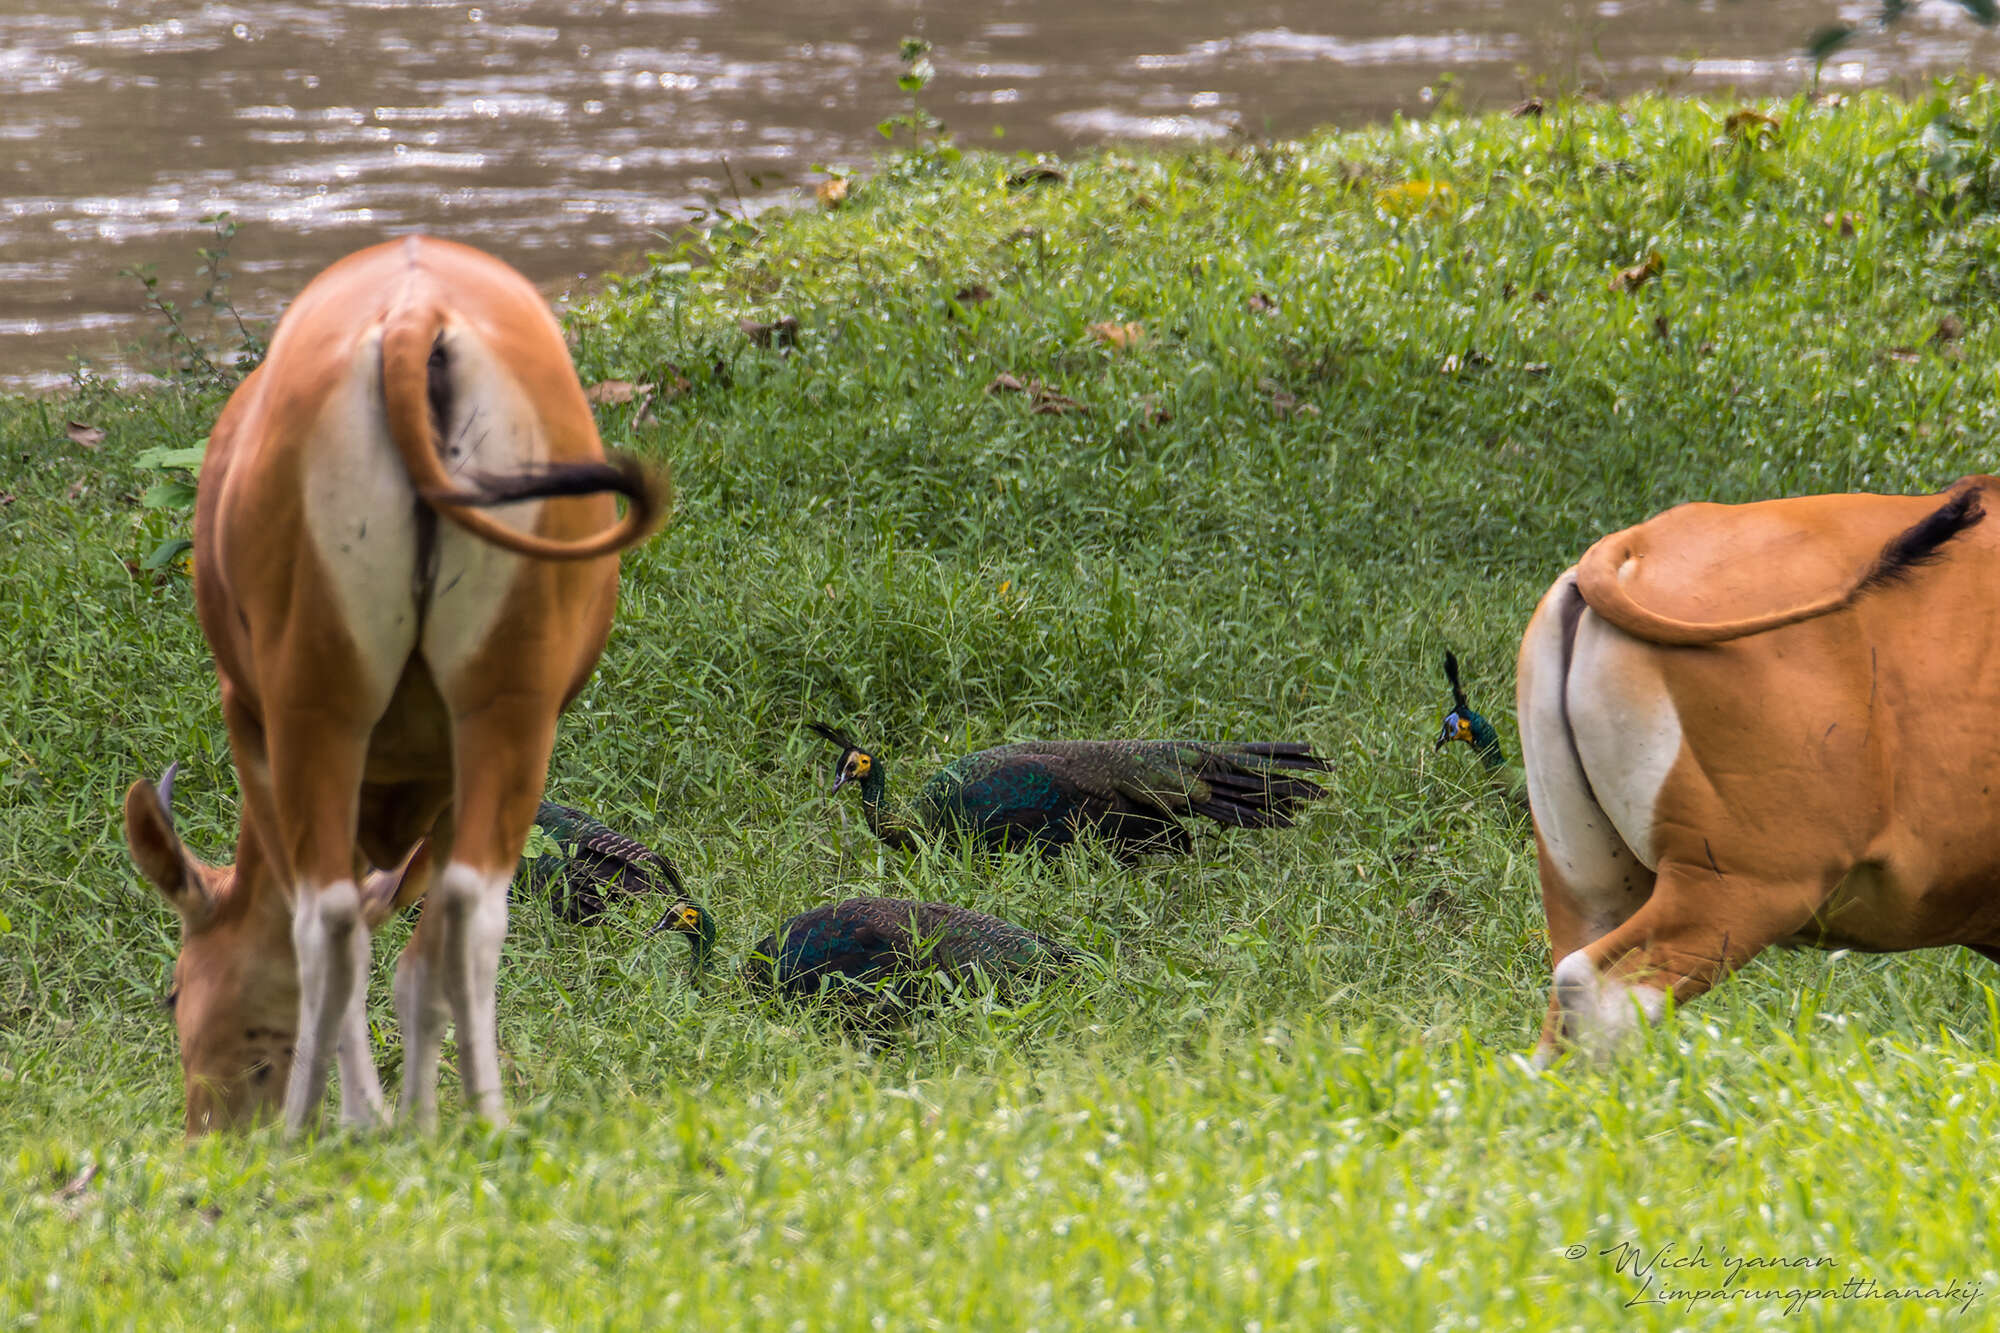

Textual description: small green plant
[133,441,205,571]
[877,37,958,165]
[120,210,266,385]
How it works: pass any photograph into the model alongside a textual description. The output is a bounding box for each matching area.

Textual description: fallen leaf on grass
[0,492,13,506]
[1932,315,1966,346]
[1087,320,1145,350]
[1257,377,1318,418]
[738,315,799,348]
[986,373,1088,415]
[1247,292,1277,314]
[1723,108,1780,142]
[56,1164,97,1201]
[65,421,105,450]
[815,176,849,209]
[1522,362,1552,376]
[1608,252,1663,294]
[953,284,994,306]
[1879,347,1923,365]
[1006,164,1066,188]
[67,479,87,499]
[584,380,651,405]
[1821,210,1858,238]
[1653,314,1671,341]
[1510,97,1545,118]
[1138,397,1173,427]
[1438,351,1493,376]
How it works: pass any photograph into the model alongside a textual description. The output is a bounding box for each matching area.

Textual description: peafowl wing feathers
[520,800,687,924]
[747,897,1080,1006]
[917,739,1330,858]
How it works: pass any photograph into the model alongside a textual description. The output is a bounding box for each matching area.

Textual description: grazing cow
[124,236,667,1134]
[1516,477,1995,1061]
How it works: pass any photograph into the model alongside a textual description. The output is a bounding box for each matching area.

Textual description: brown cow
[1517,477,1995,1061]
[124,236,667,1134]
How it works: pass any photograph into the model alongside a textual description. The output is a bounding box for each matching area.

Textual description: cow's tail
[379,296,669,561]
[1576,483,1986,646]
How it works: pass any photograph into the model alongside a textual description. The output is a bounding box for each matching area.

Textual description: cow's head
[123,766,418,1134]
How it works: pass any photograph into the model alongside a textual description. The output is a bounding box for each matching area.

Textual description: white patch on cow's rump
[1517,572,1654,936]
[1565,609,1685,871]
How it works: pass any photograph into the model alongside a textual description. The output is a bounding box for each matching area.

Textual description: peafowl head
[808,722,887,804]
[648,898,717,971]
[1436,650,1504,760]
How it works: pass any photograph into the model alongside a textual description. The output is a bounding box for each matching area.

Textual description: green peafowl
[1435,652,1529,810]
[807,723,1331,861]
[744,896,1081,1012]
[519,800,716,967]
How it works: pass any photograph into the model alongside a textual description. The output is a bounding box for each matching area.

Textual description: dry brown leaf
[1880,347,1923,365]
[1510,97,1545,119]
[0,492,13,506]
[1821,211,1858,239]
[953,284,994,306]
[65,420,105,450]
[1653,314,1671,341]
[1724,108,1780,140]
[1028,390,1087,416]
[1087,321,1145,350]
[660,368,692,399]
[1258,377,1318,419]
[815,176,849,209]
[1933,315,1966,345]
[739,315,799,348]
[1247,293,1277,314]
[1608,252,1663,294]
[67,479,87,499]
[1007,164,1066,188]
[1139,397,1173,427]
[56,1164,98,1201]
[1522,362,1552,376]
[584,380,650,406]
[1531,289,1552,304]
[985,372,1087,415]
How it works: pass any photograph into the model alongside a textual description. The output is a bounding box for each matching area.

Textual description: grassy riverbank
[6,88,2000,1327]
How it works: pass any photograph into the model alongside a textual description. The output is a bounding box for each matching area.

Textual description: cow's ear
[124,772,216,930]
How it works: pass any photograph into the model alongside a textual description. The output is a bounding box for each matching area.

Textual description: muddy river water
[3,0,1995,389]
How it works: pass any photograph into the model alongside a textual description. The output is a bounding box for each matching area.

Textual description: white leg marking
[394,945,449,1130]
[1552,949,1666,1061]
[436,862,511,1124]
[335,979,385,1130]
[284,879,367,1136]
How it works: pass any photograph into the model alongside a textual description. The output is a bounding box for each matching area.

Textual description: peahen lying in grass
[807,723,1331,861]
[518,800,715,967]
[744,896,1081,1012]
[1435,651,1528,810]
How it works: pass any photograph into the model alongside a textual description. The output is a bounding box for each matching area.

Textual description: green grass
[7,87,2000,1327]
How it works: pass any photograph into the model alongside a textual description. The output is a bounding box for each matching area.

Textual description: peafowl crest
[808,722,1330,861]
[1435,652,1528,810]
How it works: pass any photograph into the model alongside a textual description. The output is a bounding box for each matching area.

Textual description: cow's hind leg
[1549,862,1817,1061]
[428,707,560,1124]
[392,816,452,1130]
